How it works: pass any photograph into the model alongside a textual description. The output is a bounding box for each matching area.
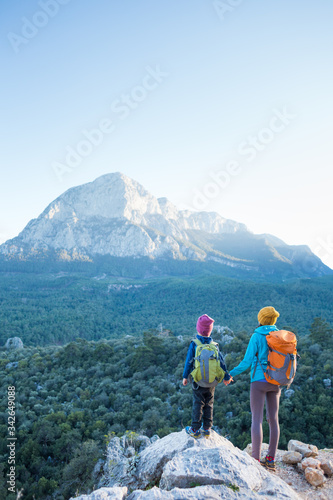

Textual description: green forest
[0,272,332,499]
[0,272,333,347]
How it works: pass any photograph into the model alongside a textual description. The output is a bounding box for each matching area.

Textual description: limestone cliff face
[0,172,331,278]
[0,172,246,260]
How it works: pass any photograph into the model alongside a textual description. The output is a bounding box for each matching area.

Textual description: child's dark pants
[192,384,215,431]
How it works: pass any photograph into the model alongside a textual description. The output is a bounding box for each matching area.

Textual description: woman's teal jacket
[229,325,279,382]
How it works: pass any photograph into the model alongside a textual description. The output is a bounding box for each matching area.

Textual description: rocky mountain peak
[71,429,304,499]
[0,172,331,279]
[43,172,162,223]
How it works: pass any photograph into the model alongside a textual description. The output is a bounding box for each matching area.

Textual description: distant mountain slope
[0,172,331,279]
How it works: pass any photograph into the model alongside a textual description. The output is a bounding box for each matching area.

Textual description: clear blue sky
[1,0,332,267]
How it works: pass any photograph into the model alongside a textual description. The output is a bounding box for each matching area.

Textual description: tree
[310,317,333,347]
[62,440,100,497]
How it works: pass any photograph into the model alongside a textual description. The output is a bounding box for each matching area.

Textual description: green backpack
[190,339,225,387]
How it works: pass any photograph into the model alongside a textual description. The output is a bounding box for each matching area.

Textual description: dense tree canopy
[0,273,333,347]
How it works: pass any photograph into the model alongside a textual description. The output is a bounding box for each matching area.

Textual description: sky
[1,0,332,268]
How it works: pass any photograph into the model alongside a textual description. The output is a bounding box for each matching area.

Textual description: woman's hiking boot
[185,426,201,438]
[260,456,276,472]
[200,424,211,439]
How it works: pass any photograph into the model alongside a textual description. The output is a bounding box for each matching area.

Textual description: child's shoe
[200,424,211,438]
[260,455,276,472]
[185,426,201,438]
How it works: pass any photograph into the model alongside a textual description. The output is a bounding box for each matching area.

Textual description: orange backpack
[255,330,298,387]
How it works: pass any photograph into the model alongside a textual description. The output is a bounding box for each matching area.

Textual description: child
[182,314,232,438]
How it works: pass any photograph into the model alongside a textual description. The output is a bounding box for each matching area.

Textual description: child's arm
[182,341,196,382]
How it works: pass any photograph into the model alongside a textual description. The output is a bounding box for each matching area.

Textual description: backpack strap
[253,352,266,379]
[190,338,201,364]
[193,339,219,353]
[253,353,258,378]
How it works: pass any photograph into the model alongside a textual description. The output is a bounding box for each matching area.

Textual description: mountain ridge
[0,172,331,280]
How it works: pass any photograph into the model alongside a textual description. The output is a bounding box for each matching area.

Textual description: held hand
[223,376,233,386]
[182,378,188,386]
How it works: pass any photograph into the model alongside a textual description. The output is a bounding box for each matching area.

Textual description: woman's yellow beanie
[258,306,280,325]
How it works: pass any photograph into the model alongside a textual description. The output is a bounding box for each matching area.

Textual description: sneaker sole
[185,431,201,438]
[260,463,276,472]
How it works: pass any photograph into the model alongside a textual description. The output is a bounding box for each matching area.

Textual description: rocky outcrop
[75,487,128,500]
[5,337,24,350]
[73,430,300,499]
[72,487,128,500]
[323,378,331,388]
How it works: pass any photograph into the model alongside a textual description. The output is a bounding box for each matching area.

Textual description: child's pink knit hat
[196,314,214,337]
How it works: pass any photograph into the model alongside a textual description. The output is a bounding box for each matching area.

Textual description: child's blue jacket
[229,325,279,382]
[182,334,231,381]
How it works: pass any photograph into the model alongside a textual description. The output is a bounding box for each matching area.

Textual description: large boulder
[159,446,262,491]
[134,430,228,489]
[301,457,321,470]
[304,467,326,487]
[282,451,303,465]
[100,433,161,489]
[71,486,127,499]
[117,431,299,498]
[101,437,131,487]
[5,337,23,350]
[320,458,333,476]
[288,439,318,458]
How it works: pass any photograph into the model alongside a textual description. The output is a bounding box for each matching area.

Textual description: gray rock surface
[5,337,24,350]
[288,440,319,458]
[134,430,215,489]
[283,451,303,464]
[127,484,269,499]
[102,437,130,487]
[301,457,321,470]
[159,446,262,491]
[71,486,127,499]
[320,458,333,476]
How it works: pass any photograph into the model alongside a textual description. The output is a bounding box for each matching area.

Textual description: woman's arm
[229,334,258,378]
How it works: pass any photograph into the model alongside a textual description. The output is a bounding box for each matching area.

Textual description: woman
[229,306,281,471]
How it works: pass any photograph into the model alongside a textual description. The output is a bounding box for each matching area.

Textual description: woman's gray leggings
[250,381,281,460]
